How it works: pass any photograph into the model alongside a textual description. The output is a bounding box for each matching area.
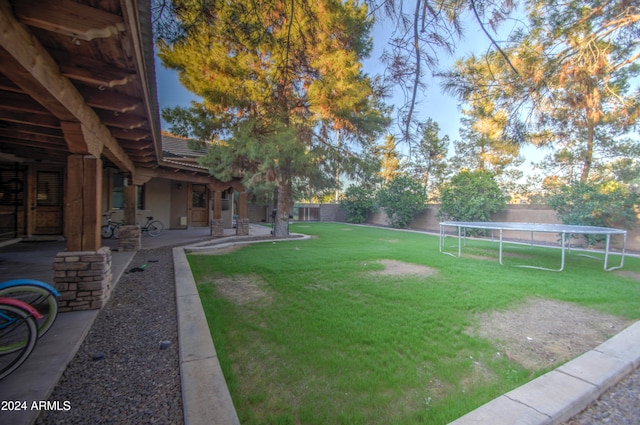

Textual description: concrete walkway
[0,227,239,425]
[1,224,639,425]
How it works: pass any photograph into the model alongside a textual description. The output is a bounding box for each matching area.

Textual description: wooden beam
[60,121,103,156]
[0,143,69,161]
[65,155,101,251]
[109,128,150,141]
[0,74,20,92]
[212,189,222,220]
[0,90,51,114]
[135,168,220,185]
[117,140,153,151]
[0,109,60,128]
[78,86,142,114]
[0,135,67,150]
[14,0,125,41]
[96,109,147,130]
[238,191,248,219]
[0,0,135,172]
[123,184,137,225]
[0,121,64,138]
[49,49,136,88]
[0,128,63,143]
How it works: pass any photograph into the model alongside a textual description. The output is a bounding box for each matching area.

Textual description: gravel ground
[563,366,640,425]
[36,247,183,425]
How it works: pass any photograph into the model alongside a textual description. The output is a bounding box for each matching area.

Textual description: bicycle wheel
[0,303,39,380]
[0,285,59,337]
[113,222,122,239]
[147,220,164,237]
[101,224,113,239]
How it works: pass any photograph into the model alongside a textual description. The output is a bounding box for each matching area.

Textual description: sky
[153,9,544,175]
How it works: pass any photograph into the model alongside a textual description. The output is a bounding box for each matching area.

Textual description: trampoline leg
[499,229,503,265]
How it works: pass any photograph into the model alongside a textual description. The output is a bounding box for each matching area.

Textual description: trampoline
[439,221,627,272]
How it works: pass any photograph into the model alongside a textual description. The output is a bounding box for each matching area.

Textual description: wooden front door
[190,184,208,227]
[33,169,63,234]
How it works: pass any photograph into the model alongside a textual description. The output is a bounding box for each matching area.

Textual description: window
[112,173,144,210]
[36,171,61,206]
[112,173,124,209]
[0,167,25,206]
[192,184,206,208]
[137,185,144,210]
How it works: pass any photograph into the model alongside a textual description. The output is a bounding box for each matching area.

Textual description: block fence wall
[308,203,640,252]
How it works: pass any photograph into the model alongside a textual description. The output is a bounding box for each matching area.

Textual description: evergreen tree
[375,134,402,184]
[155,0,389,236]
[406,118,449,201]
[441,0,640,184]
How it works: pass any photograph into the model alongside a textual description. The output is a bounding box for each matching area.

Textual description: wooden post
[210,189,224,237]
[236,191,249,236]
[65,154,101,251]
[123,182,137,225]
[238,191,247,219]
[213,190,222,220]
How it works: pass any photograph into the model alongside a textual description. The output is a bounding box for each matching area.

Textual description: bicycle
[140,216,164,237]
[0,297,42,380]
[101,210,124,239]
[0,279,60,337]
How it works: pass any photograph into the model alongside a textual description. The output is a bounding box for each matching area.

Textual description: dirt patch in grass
[616,270,640,281]
[469,298,633,370]
[213,274,272,305]
[371,259,437,277]
[190,245,244,256]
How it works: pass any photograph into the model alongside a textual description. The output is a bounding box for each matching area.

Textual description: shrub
[377,175,428,228]
[438,170,507,222]
[547,180,638,231]
[340,185,377,224]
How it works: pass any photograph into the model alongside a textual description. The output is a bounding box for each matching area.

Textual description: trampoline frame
[439,221,627,272]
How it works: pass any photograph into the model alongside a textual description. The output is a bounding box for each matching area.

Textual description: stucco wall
[169,182,188,229]
[140,178,172,229]
[365,204,637,251]
[247,203,269,223]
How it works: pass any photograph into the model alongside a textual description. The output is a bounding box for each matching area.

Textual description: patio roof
[0,0,221,183]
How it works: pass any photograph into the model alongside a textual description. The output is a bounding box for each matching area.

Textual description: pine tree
[156,0,388,236]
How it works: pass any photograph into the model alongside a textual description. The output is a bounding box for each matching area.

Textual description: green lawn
[187,222,640,425]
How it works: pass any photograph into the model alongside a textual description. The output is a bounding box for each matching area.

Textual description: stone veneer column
[210,218,224,237]
[236,218,250,236]
[53,246,113,312]
[118,225,141,251]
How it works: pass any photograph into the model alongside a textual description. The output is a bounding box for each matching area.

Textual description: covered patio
[0,0,251,311]
[0,224,273,425]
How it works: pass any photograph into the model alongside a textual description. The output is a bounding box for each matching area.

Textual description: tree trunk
[581,117,595,183]
[273,173,292,238]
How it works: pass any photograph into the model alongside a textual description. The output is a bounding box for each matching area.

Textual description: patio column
[64,154,101,251]
[118,181,140,251]
[210,189,224,237]
[236,191,249,236]
[54,154,113,311]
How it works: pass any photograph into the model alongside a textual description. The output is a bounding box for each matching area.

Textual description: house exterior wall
[170,182,188,229]
[98,174,271,231]
[136,178,171,229]
[247,203,269,223]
